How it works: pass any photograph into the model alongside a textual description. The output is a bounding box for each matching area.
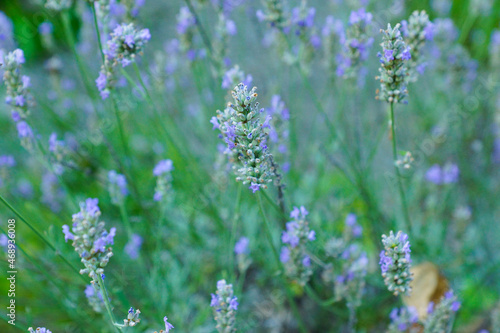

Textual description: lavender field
[1,0,500,332]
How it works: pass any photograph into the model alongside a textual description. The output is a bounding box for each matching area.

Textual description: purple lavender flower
[38,22,53,35]
[177,7,196,34]
[211,280,237,330]
[388,307,419,331]
[234,236,249,255]
[153,160,174,176]
[16,121,33,138]
[125,234,143,259]
[349,8,372,25]
[425,163,459,184]
[384,49,394,61]
[62,225,74,242]
[280,246,290,263]
[163,316,174,332]
[249,182,260,193]
[380,231,412,295]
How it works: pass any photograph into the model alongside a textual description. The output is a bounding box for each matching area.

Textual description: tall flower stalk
[376,23,412,229]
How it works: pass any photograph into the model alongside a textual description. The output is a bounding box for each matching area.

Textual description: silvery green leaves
[62,198,116,280]
[401,11,433,82]
[280,206,315,286]
[375,24,411,105]
[424,291,461,333]
[379,230,413,296]
[213,83,274,192]
[210,280,238,333]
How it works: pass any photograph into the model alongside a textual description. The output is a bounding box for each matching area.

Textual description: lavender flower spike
[213,83,275,192]
[96,23,151,99]
[62,198,115,281]
[380,230,413,296]
[375,23,411,104]
[280,206,315,286]
[153,159,174,202]
[423,290,461,332]
[401,11,433,82]
[211,279,238,332]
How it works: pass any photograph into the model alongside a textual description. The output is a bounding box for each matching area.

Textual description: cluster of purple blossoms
[211,0,246,14]
[266,95,290,173]
[28,328,52,333]
[430,19,477,93]
[108,170,128,205]
[400,10,434,81]
[212,83,275,192]
[153,159,174,202]
[234,236,251,272]
[336,8,374,79]
[387,306,419,333]
[0,155,15,188]
[425,163,459,185]
[62,198,116,280]
[379,230,413,296]
[334,243,368,311]
[321,15,344,75]
[376,24,412,104]
[424,290,461,332]
[48,133,69,175]
[213,13,237,72]
[41,172,64,212]
[96,23,151,99]
[280,206,316,286]
[85,283,104,313]
[221,65,253,90]
[125,233,143,260]
[2,49,36,147]
[176,6,199,61]
[345,213,363,239]
[123,307,141,327]
[210,279,238,333]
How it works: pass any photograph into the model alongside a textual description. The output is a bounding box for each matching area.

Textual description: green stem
[97,274,122,332]
[389,102,411,230]
[91,2,105,62]
[229,186,242,280]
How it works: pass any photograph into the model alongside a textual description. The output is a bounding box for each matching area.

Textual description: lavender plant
[96,23,151,99]
[210,279,238,332]
[336,8,374,79]
[400,10,434,82]
[375,23,411,104]
[212,83,275,192]
[280,206,315,286]
[62,198,116,280]
[379,230,413,296]
[424,291,461,333]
